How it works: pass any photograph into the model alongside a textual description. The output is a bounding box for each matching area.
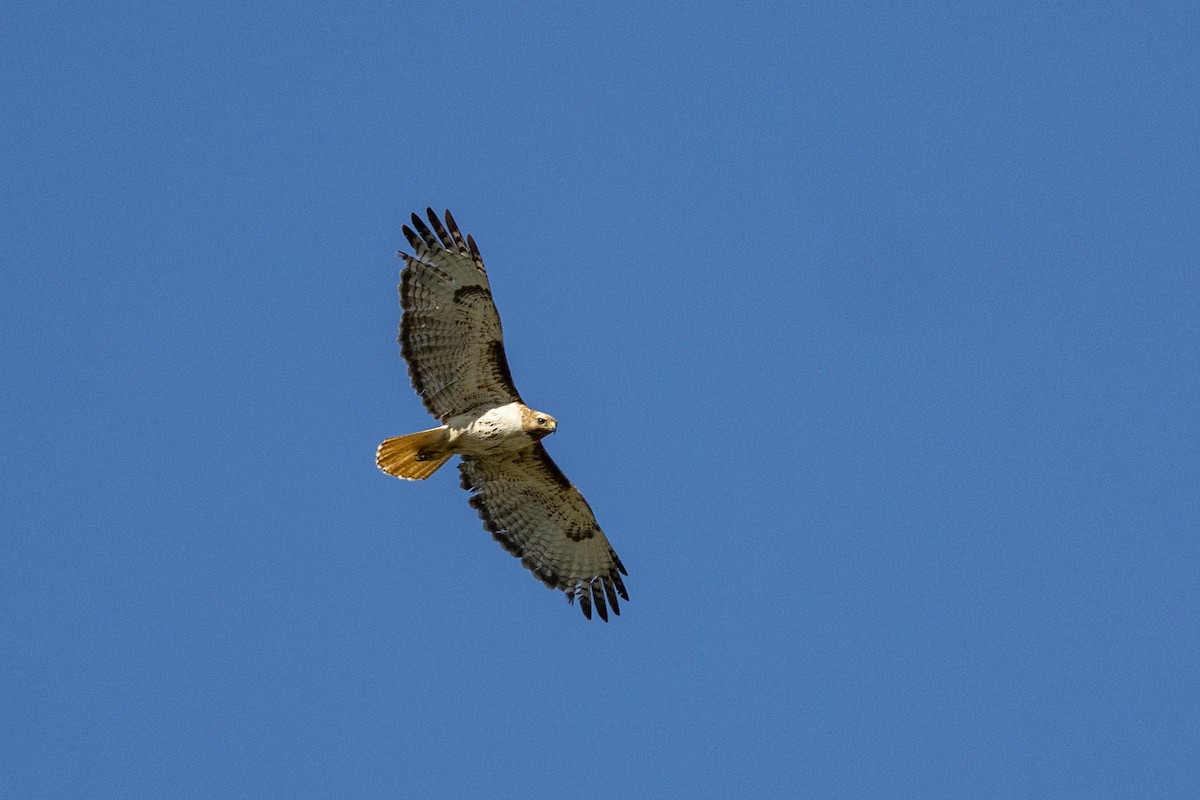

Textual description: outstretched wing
[459,446,629,621]
[399,208,523,421]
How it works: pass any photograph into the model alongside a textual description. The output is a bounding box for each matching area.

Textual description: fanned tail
[376,428,452,480]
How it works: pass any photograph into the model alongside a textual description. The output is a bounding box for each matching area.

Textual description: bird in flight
[377,209,628,621]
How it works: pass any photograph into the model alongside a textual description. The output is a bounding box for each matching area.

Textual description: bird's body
[376,209,627,621]
[378,402,556,475]
[448,402,557,457]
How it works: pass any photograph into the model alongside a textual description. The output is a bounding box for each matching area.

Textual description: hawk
[376,208,628,621]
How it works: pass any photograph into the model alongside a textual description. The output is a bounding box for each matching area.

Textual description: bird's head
[521,407,558,439]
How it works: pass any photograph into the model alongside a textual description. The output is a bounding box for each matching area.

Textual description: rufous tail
[376,427,452,480]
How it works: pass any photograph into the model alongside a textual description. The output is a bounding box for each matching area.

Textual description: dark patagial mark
[531,445,573,491]
[488,340,520,398]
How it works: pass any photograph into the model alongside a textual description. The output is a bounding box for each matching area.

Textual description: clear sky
[3,2,1198,797]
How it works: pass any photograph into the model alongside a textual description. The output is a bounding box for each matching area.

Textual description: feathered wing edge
[397,208,523,422]
[459,447,629,622]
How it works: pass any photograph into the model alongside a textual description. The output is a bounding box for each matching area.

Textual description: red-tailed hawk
[376,209,628,621]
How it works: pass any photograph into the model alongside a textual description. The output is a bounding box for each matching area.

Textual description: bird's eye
[536,417,547,425]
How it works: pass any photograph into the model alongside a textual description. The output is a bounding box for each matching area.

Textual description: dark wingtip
[614,571,629,601]
[593,584,609,622]
[410,212,436,248]
[443,210,467,250]
[401,224,421,251]
[426,208,454,249]
[603,577,620,616]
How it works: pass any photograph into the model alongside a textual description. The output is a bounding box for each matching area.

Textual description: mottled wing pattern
[459,445,629,621]
[399,209,523,421]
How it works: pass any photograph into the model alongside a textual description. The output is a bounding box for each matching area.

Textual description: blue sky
[3,2,1198,797]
